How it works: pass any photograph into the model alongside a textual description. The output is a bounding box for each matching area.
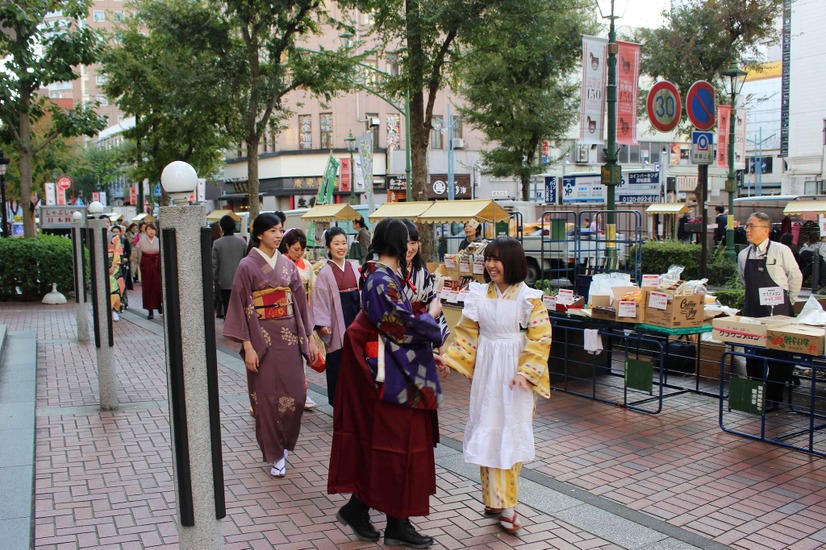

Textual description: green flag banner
[308,155,340,247]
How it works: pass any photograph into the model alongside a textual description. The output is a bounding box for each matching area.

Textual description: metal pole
[405,93,412,201]
[725,87,738,260]
[603,0,620,268]
[699,163,709,279]
[447,103,455,201]
[0,174,7,238]
[88,215,119,410]
[72,213,90,342]
[349,149,356,204]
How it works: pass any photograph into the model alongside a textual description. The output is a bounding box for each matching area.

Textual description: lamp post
[345,130,357,204]
[0,151,9,237]
[722,61,748,261]
[598,0,621,268]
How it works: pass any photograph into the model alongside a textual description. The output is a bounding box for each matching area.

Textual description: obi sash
[252,287,293,320]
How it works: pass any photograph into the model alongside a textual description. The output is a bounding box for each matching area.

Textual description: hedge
[630,241,740,288]
[0,235,78,301]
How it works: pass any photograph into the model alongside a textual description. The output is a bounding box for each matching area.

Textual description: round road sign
[686,80,716,131]
[646,81,682,132]
[56,176,73,191]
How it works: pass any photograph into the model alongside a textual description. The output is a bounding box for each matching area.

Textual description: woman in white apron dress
[443,237,552,533]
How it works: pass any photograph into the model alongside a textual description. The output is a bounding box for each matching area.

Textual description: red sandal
[499,510,522,533]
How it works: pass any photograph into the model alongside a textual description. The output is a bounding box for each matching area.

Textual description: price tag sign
[439,288,451,300]
[641,274,660,288]
[448,290,460,304]
[472,256,484,275]
[444,256,456,269]
[618,300,637,318]
[458,257,471,273]
[759,286,785,306]
[458,290,469,302]
[647,291,668,311]
[557,289,575,305]
[543,295,557,310]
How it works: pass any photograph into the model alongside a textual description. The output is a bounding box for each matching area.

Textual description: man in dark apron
[738,212,803,411]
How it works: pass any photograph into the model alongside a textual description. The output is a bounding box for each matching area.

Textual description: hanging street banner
[580,36,608,145]
[616,41,641,146]
[44,182,56,205]
[543,176,558,204]
[717,105,731,169]
[339,157,351,193]
[734,106,747,171]
[316,155,339,206]
[616,171,661,203]
[357,133,374,206]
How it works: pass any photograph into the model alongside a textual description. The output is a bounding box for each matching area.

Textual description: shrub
[630,240,741,287]
[0,235,77,301]
[714,288,745,310]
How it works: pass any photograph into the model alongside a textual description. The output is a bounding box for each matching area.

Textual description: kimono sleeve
[363,271,442,347]
[517,291,552,399]
[311,266,334,328]
[289,261,312,361]
[443,315,479,381]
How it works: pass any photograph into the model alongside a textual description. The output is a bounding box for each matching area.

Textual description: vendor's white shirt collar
[253,247,279,269]
[752,238,770,256]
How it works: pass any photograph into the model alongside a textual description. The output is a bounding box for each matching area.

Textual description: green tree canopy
[0,0,107,237]
[458,0,596,201]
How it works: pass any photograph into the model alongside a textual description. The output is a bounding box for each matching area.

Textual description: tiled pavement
[2,297,826,549]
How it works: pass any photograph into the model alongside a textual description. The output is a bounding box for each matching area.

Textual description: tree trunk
[246,134,260,223]
[18,105,36,238]
[409,90,435,260]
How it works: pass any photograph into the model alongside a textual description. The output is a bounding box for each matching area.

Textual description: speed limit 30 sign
[646,81,682,133]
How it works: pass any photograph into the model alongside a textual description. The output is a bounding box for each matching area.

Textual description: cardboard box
[711,315,795,348]
[588,286,645,324]
[766,324,826,356]
[698,340,728,381]
[644,290,705,328]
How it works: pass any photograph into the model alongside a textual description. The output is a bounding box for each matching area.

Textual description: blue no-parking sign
[686,81,716,131]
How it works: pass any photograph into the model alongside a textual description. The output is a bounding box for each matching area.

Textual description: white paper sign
[641,274,660,288]
[543,295,557,310]
[647,291,668,311]
[458,257,471,273]
[472,256,484,275]
[557,289,575,305]
[444,256,456,269]
[458,290,469,302]
[448,290,460,304]
[759,286,785,306]
[439,288,451,300]
[617,300,637,318]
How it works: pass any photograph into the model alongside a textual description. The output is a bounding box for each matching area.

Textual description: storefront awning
[206,209,241,222]
[369,201,435,222]
[218,193,262,200]
[783,200,826,215]
[131,213,156,223]
[301,203,362,222]
[645,203,690,215]
[416,200,510,224]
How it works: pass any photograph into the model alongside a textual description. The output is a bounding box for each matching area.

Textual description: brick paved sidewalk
[3,299,826,549]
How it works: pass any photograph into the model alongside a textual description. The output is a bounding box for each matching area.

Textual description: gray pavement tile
[0,464,33,520]
[554,504,668,548]
[0,402,34,431]
[811,527,826,543]
[0,428,34,467]
[778,501,807,515]
[0,517,32,550]
[0,379,36,404]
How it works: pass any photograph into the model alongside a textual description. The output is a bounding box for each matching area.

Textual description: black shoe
[148,311,154,320]
[158,305,163,314]
[385,516,434,548]
[336,496,380,542]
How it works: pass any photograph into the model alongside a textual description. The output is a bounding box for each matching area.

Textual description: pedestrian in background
[223,213,318,478]
[279,228,320,411]
[443,237,552,533]
[714,205,727,245]
[329,218,444,548]
[349,216,370,262]
[135,222,162,319]
[100,216,124,321]
[311,227,360,407]
[212,215,246,319]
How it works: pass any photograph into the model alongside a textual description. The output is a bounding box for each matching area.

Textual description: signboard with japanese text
[561,174,604,203]
[580,36,607,145]
[39,206,86,229]
[617,171,661,203]
[543,176,558,204]
[426,174,471,200]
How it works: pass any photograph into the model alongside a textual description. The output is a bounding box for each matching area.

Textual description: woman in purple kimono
[311,227,361,406]
[223,213,318,478]
[329,218,445,548]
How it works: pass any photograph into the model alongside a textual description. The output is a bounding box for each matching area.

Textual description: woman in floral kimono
[311,227,361,407]
[329,218,445,549]
[224,213,318,478]
[279,228,319,410]
[100,216,124,321]
[443,237,552,534]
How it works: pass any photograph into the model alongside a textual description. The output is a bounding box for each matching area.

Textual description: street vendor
[458,219,482,251]
[737,211,803,411]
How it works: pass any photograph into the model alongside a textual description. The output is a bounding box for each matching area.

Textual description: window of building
[50,81,73,91]
[451,115,463,141]
[320,112,333,149]
[114,10,124,21]
[93,11,105,22]
[96,73,108,85]
[367,112,379,146]
[96,95,108,107]
[299,115,312,150]
[430,116,443,149]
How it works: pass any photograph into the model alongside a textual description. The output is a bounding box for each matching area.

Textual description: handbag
[309,352,326,373]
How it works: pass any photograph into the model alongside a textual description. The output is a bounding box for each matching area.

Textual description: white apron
[464,283,537,469]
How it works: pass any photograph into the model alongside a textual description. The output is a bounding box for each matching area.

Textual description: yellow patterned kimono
[444,281,551,508]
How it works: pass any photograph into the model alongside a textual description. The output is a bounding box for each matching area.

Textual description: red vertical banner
[129,185,137,205]
[616,41,640,146]
[717,105,731,169]
[339,157,351,193]
[56,189,66,206]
